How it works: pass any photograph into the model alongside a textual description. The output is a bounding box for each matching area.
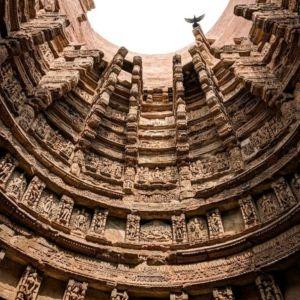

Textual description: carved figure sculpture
[256,274,283,300]
[272,178,296,211]
[239,196,259,229]
[188,217,208,243]
[126,214,140,242]
[170,292,188,300]
[0,154,15,185]
[90,209,108,236]
[111,288,129,300]
[172,214,187,243]
[58,196,74,226]
[207,209,224,238]
[213,287,234,300]
[63,280,88,300]
[15,266,42,300]
[6,173,26,201]
[22,177,45,208]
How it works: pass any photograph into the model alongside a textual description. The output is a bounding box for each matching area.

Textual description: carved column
[111,288,129,300]
[123,56,143,194]
[77,47,128,150]
[255,274,283,300]
[189,43,236,146]
[271,177,297,211]
[170,291,189,300]
[239,196,260,229]
[207,209,224,239]
[15,266,42,300]
[213,287,235,299]
[172,213,188,244]
[126,213,140,242]
[172,54,193,200]
[173,54,189,164]
[63,279,88,300]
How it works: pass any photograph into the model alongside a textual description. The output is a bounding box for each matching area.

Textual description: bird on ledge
[185,14,205,28]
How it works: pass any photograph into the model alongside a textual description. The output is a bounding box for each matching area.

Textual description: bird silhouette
[185,14,205,28]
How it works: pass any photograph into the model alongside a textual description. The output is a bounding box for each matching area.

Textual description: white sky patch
[88,0,229,54]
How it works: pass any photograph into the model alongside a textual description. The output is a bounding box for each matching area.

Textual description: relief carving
[111,289,129,300]
[207,209,224,239]
[242,116,285,157]
[63,279,88,300]
[6,173,27,201]
[38,192,58,219]
[187,217,208,243]
[89,209,108,236]
[15,266,42,300]
[213,287,234,300]
[0,154,16,186]
[170,292,188,300]
[57,196,74,226]
[239,196,259,229]
[123,167,136,193]
[70,149,85,177]
[0,63,26,114]
[291,173,300,201]
[70,208,90,233]
[22,176,45,208]
[85,152,123,180]
[18,105,35,132]
[126,214,140,242]
[172,214,188,243]
[257,193,279,221]
[137,192,178,203]
[136,166,178,185]
[255,274,283,300]
[271,177,297,211]
[190,153,231,180]
[140,220,172,244]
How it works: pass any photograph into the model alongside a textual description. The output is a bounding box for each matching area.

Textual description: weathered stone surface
[0,0,299,299]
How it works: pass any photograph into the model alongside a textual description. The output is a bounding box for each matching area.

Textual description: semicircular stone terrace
[0,0,299,299]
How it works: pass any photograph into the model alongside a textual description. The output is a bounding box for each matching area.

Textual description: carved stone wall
[0,0,299,299]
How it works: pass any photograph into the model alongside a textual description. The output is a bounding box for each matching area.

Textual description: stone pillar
[63,279,88,300]
[255,274,283,300]
[15,266,42,300]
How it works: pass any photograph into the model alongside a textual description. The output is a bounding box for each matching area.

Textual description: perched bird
[184,14,205,28]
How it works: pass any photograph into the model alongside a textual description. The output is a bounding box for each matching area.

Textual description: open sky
[88,0,229,54]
